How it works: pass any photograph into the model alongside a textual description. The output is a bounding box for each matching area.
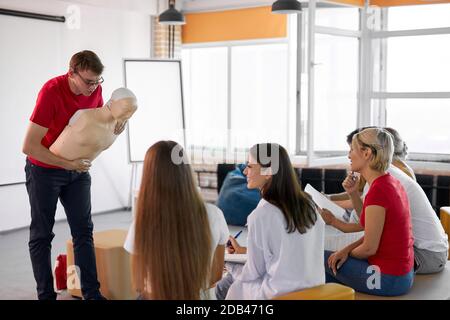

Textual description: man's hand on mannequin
[114,121,127,135]
[66,159,91,173]
[23,122,91,172]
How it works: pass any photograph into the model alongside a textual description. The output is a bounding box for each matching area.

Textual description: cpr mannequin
[50,88,137,161]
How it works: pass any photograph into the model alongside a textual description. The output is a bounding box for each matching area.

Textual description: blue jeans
[324,250,414,296]
[215,272,235,300]
[25,160,101,300]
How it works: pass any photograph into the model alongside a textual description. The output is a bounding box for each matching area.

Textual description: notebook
[224,253,247,264]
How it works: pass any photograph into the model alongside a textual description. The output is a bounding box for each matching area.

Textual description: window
[230,44,289,150]
[388,4,450,30]
[183,42,291,158]
[182,39,294,160]
[182,47,228,150]
[372,4,450,157]
[298,5,360,164]
[313,34,358,152]
[384,99,450,154]
[181,3,450,166]
[315,7,360,31]
[386,35,450,92]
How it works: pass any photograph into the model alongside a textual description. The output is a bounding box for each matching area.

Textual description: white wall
[0,0,154,232]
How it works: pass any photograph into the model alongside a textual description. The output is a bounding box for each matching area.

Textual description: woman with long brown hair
[123,141,229,299]
[216,143,325,300]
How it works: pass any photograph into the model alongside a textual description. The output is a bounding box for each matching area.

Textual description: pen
[227,230,243,247]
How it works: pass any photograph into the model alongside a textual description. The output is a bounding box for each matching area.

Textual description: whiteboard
[0,14,64,185]
[124,60,186,162]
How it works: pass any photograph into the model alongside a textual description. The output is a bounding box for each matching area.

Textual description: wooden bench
[355,261,450,300]
[355,206,450,299]
[275,262,450,300]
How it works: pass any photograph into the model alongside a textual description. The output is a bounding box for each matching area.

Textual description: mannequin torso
[50,89,137,161]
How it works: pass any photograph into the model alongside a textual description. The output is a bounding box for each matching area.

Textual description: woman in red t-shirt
[324,127,414,296]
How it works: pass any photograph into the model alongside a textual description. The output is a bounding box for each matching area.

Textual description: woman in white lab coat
[218,143,325,300]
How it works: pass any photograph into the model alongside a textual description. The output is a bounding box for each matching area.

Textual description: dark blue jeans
[324,250,414,296]
[25,159,101,300]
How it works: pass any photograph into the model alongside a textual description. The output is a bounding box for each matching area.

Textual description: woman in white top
[217,143,325,300]
[387,166,448,273]
[123,141,229,299]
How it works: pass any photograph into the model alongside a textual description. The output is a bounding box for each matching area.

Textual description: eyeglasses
[75,71,104,86]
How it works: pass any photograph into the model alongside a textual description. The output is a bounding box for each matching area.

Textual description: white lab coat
[226,199,325,300]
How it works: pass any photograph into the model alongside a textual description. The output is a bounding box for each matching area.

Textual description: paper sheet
[325,228,364,251]
[304,184,348,222]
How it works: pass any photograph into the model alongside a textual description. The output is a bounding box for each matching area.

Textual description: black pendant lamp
[159,0,185,25]
[271,0,302,14]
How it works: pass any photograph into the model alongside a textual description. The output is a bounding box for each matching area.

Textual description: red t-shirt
[28,73,103,168]
[360,173,414,276]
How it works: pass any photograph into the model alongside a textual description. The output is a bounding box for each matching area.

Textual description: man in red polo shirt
[22,50,124,300]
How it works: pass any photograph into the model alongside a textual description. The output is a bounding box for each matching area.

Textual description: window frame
[180,2,450,168]
[292,0,361,167]
[181,33,293,164]
[371,6,450,163]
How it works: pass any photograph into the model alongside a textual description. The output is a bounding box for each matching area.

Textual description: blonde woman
[325,128,414,296]
[323,127,448,274]
[124,141,229,299]
[326,126,415,207]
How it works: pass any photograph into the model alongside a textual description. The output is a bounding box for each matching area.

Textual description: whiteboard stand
[123,59,186,218]
[128,162,140,217]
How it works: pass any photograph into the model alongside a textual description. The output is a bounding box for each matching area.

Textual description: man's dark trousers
[25,159,101,300]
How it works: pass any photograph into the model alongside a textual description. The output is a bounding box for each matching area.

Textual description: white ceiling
[0,0,301,16]
[0,0,158,15]
[53,0,157,14]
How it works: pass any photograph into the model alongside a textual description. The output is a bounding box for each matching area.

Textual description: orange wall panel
[182,6,287,44]
[327,0,365,7]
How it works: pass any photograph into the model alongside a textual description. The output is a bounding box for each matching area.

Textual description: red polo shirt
[28,73,103,168]
[361,173,414,276]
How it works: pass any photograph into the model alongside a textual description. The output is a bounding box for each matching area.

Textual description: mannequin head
[107,88,138,122]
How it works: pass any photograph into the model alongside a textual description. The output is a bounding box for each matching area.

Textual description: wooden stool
[440,207,450,259]
[66,229,136,300]
[274,283,355,300]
